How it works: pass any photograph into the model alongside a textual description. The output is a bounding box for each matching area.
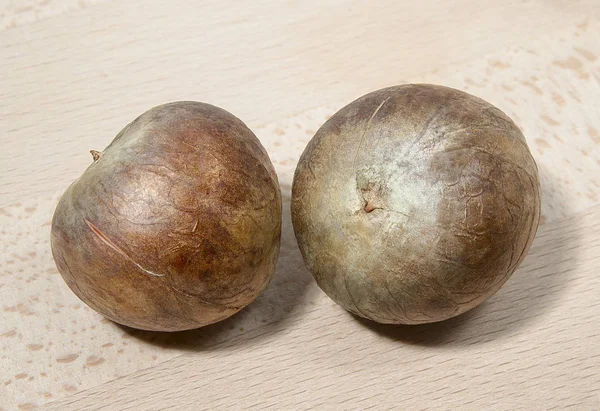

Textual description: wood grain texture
[1,0,599,206]
[46,205,600,410]
[0,0,107,30]
[1,0,599,409]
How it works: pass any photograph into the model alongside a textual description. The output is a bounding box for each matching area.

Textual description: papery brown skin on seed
[51,102,282,331]
[292,84,541,324]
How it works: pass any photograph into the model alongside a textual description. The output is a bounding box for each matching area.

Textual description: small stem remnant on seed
[90,150,103,162]
[363,202,376,213]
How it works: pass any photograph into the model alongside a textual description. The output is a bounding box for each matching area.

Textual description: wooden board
[0,1,599,409]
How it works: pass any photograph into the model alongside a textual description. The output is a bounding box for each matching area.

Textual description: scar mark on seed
[84,219,165,277]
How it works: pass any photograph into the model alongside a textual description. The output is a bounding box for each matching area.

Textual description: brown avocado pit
[51,101,282,332]
[292,84,541,324]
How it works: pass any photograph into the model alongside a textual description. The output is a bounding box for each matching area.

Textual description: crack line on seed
[84,218,166,278]
[352,97,390,170]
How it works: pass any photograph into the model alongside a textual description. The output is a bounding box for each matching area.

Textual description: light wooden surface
[1,1,599,410]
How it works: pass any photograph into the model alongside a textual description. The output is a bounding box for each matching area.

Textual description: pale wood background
[0,1,599,410]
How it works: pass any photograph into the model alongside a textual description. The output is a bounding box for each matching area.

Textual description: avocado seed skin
[51,102,281,331]
[292,84,540,324]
